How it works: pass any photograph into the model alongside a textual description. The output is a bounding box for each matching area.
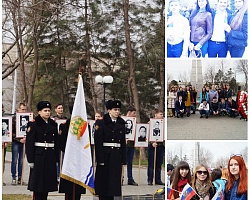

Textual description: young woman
[191,164,216,200]
[184,85,193,117]
[211,168,226,192]
[225,0,248,57]
[170,161,192,200]
[225,155,247,200]
[168,86,177,118]
[189,0,213,57]
[200,87,209,103]
[221,168,229,182]
[192,87,197,114]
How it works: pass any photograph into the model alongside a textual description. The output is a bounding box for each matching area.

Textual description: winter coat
[26,115,59,192]
[94,114,126,196]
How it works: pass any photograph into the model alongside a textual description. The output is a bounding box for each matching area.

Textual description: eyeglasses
[230,154,242,158]
[197,171,208,175]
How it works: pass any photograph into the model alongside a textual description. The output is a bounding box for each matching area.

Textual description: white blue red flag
[212,185,224,200]
[180,183,196,200]
[167,187,175,199]
[61,74,95,194]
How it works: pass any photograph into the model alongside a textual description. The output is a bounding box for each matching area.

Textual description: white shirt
[167,14,190,56]
[211,10,228,42]
[199,103,209,111]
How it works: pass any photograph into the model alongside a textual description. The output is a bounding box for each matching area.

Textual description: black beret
[106,100,121,110]
[37,101,51,111]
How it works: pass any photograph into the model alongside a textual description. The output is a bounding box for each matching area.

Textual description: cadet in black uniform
[94,100,126,200]
[58,106,86,200]
[26,101,59,200]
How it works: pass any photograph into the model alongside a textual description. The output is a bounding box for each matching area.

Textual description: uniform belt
[35,142,55,148]
[103,143,121,147]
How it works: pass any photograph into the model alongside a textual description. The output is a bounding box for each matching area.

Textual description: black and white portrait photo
[149,118,164,142]
[16,112,33,138]
[2,116,13,142]
[121,116,136,141]
[134,124,149,148]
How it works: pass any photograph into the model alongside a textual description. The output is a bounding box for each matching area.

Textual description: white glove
[99,163,104,166]
[28,163,34,168]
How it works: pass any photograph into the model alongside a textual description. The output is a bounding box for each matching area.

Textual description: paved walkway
[167,112,247,140]
[2,152,165,199]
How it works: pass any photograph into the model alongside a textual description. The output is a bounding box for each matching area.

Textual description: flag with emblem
[180,183,196,200]
[61,74,95,194]
[211,185,224,200]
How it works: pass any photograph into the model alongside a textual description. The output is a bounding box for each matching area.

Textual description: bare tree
[199,147,213,168]
[235,60,248,90]
[204,64,216,84]
[214,156,228,169]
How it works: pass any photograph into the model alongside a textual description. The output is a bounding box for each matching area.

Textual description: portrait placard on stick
[134,123,149,148]
[121,116,136,141]
[149,118,164,142]
[88,120,95,145]
[2,116,13,143]
[16,112,33,138]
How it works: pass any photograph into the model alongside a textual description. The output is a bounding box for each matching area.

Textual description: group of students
[167,154,247,200]
[167,0,248,58]
[168,84,243,119]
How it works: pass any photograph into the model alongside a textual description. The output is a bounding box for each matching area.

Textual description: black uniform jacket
[58,119,86,194]
[26,115,59,192]
[94,114,126,196]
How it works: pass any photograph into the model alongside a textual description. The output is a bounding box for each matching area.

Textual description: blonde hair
[230,0,248,30]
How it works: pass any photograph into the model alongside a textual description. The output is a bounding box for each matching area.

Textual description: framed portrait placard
[149,118,164,142]
[134,123,149,148]
[88,120,95,145]
[121,116,136,141]
[2,116,13,143]
[56,119,67,133]
[16,112,33,138]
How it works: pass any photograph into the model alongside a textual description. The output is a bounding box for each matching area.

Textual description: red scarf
[177,178,189,192]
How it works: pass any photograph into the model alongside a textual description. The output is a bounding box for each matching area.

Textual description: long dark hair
[172,161,192,198]
[190,0,212,21]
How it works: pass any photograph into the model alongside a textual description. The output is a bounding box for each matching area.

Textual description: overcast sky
[167,59,247,83]
[167,141,248,168]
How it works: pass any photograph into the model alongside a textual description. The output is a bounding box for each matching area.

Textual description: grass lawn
[2,195,32,200]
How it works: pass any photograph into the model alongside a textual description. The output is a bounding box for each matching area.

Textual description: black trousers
[99,195,114,200]
[33,192,48,200]
[65,193,81,200]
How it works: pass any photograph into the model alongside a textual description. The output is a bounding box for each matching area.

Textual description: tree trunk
[27,0,43,111]
[85,0,97,113]
[123,0,141,123]
[159,0,165,111]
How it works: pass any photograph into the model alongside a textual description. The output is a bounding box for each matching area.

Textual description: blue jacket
[200,92,209,103]
[226,10,248,47]
[226,100,238,110]
[225,179,247,200]
[220,102,227,110]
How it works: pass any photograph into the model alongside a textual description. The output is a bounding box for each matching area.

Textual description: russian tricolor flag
[180,183,196,200]
[212,185,224,200]
[167,187,174,199]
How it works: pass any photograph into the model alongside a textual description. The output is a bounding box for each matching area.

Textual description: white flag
[61,74,95,194]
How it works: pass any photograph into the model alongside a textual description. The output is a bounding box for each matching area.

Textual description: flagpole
[121,165,124,186]
[93,146,96,179]
[20,143,26,185]
[153,142,157,186]
[138,148,141,186]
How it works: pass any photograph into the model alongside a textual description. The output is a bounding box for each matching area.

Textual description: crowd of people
[168,84,248,119]
[167,154,248,200]
[167,0,248,58]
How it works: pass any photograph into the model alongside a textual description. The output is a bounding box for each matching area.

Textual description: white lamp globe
[103,76,113,84]
[95,75,103,84]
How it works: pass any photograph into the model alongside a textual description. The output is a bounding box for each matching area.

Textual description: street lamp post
[95,75,113,115]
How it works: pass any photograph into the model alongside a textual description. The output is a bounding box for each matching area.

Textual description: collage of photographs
[167,0,248,200]
[1,0,248,200]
